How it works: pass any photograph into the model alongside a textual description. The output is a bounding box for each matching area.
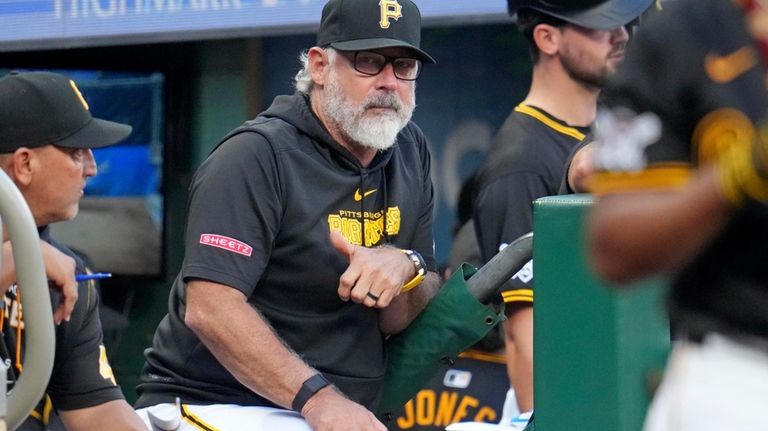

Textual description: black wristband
[292,373,331,412]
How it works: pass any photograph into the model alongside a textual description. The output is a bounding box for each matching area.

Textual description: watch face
[403,250,427,277]
[403,249,425,272]
[401,249,427,292]
[412,250,427,273]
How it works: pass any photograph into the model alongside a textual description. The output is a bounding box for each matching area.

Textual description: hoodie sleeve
[181,131,283,297]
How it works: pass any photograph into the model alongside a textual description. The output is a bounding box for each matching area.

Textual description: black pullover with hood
[137,93,436,410]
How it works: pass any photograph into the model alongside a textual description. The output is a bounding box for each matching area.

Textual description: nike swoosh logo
[353,188,378,201]
[705,46,757,84]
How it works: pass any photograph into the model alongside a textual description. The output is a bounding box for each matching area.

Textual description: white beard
[321,69,415,151]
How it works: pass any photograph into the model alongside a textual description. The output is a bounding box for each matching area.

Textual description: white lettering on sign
[54,0,246,19]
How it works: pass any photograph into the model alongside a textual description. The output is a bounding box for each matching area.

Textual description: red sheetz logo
[200,234,253,257]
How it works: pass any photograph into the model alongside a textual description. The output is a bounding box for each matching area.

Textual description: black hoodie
[137,93,436,411]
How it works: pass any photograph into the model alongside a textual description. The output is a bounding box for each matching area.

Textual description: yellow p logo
[379,0,402,29]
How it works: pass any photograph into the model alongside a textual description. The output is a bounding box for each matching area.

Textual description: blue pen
[75,273,112,282]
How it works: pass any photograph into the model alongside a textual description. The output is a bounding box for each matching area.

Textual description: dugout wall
[533,195,670,431]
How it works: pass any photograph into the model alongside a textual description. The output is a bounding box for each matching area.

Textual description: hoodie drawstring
[359,167,390,247]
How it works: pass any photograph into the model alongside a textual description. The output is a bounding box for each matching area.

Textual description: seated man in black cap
[134,0,440,430]
[472,0,653,426]
[0,71,147,430]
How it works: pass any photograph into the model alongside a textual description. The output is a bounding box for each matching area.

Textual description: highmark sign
[0,0,506,51]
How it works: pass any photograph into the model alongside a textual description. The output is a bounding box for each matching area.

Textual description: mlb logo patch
[443,369,473,389]
[199,234,253,257]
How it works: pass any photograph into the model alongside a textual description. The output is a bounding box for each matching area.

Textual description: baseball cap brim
[529,0,654,30]
[54,117,133,150]
[329,39,436,64]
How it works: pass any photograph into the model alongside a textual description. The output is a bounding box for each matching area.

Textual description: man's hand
[302,386,386,431]
[330,230,414,308]
[40,241,78,325]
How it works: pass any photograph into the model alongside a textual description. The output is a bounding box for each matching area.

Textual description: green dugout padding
[533,195,670,431]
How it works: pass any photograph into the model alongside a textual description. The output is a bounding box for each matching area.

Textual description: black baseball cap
[0,71,132,153]
[317,0,435,64]
[508,0,654,30]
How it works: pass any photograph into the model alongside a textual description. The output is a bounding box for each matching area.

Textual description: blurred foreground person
[588,0,768,430]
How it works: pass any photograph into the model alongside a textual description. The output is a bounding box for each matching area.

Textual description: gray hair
[294,47,337,94]
[0,153,13,175]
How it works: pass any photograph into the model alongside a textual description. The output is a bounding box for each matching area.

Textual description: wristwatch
[292,373,331,412]
[400,249,426,292]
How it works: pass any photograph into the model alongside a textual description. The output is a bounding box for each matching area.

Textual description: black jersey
[9,227,124,430]
[474,104,590,303]
[137,93,436,410]
[591,0,768,339]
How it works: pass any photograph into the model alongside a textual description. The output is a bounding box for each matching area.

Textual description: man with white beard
[134,0,440,430]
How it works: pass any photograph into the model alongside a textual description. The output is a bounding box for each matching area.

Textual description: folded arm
[329,231,439,334]
[588,166,734,284]
[59,399,148,431]
[185,279,385,431]
[378,271,440,334]
[1,239,77,324]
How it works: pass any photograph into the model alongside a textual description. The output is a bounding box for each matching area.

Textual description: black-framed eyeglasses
[347,51,423,81]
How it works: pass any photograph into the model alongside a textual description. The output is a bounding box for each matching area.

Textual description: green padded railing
[533,195,669,431]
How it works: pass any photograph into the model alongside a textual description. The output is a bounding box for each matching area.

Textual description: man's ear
[9,148,35,187]
[308,47,330,87]
[532,24,562,57]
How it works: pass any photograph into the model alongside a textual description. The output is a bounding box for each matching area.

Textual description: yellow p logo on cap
[379,0,402,29]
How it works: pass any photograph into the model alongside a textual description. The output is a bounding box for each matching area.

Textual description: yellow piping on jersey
[16,288,22,373]
[181,404,221,431]
[29,395,53,424]
[43,395,53,424]
[515,104,587,141]
[502,289,534,303]
[459,349,506,364]
[587,164,692,194]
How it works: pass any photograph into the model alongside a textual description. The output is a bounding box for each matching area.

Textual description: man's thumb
[329,229,353,260]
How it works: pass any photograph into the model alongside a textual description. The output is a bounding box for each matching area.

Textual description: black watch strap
[292,373,331,412]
